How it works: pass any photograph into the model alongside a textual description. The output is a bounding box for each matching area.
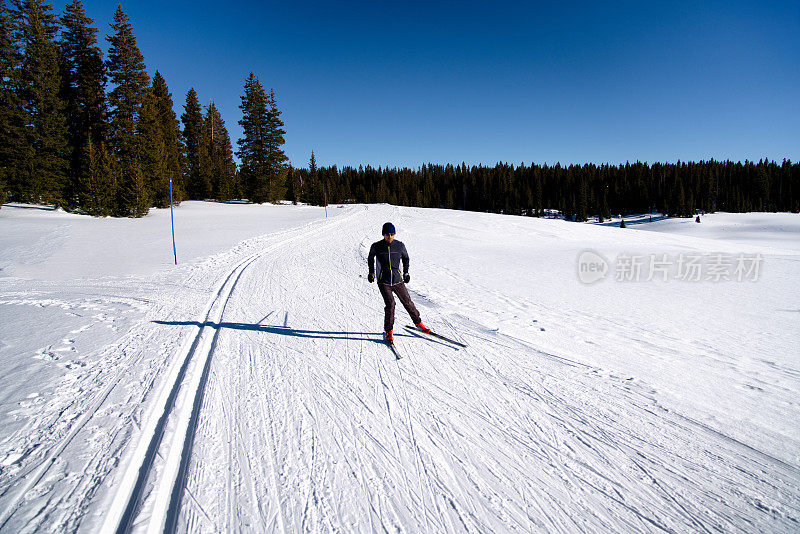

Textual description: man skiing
[367,222,430,343]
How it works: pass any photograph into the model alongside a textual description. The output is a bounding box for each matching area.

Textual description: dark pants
[378,282,421,332]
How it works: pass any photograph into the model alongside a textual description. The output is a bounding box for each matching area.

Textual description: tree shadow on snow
[4,203,59,211]
[597,215,670,227]
[153,320,396,344]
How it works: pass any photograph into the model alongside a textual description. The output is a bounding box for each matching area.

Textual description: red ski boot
[385,330,394,343]
[416,322,431,334]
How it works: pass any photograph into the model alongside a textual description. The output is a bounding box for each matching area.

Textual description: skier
[367,222,430,343]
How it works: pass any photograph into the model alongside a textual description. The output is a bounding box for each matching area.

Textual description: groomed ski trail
[153,206,798,532]
[1,205,797,533]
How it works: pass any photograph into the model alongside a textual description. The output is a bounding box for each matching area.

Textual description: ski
[404,325,467,348]
[385,340,401,359]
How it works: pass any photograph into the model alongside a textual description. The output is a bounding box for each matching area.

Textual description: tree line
[1,1,796,220]
[289,158,799,220]
[0,0,287,216]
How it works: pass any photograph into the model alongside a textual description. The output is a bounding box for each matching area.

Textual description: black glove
[368,273,375,283]
[403,273,410,284]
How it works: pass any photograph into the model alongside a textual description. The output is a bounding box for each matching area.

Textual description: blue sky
[61,1,798,168]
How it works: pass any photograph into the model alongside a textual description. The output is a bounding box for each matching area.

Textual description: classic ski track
[104,253,258,534]
[100,208,362,534]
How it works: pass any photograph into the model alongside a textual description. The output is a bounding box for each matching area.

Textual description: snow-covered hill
[1,202,798,532]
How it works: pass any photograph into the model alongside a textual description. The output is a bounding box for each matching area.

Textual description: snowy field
[0,202,798,532]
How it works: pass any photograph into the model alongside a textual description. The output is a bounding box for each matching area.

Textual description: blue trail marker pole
[169,178,177,264]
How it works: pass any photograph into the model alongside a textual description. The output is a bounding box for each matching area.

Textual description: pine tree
[204,101,236,201]
[125,161,149,217]
[138,71,182,207]
[576,177,588,222]
[0,0,24,203]
[60,0,105,209]
[181,87,210,199]
[12,0,69,205]
[285,166,298,204]
[237,73,270,203]
[305,150,324,204]
[265,88,288,202]
[106,4,149,216]
[137,85,165,206]
[83,136,116,216]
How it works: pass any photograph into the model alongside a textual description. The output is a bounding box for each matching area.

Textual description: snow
[0,201,798,532]
[0,202,326,280]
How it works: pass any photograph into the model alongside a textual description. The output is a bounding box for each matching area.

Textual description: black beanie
[382,222,396,235]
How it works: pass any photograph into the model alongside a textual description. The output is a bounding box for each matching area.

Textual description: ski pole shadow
[152,320,390,344]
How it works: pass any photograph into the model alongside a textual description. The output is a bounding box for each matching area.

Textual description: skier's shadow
[153,320,396,344]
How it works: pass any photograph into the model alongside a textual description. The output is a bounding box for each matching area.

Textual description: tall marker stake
[169,178,177,264]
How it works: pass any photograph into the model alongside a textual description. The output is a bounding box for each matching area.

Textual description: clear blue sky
[62,0,798,168]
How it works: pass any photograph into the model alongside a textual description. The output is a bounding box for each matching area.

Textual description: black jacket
[368,239,409,285]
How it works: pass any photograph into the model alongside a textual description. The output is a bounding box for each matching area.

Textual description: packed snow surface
[0,202,798,532]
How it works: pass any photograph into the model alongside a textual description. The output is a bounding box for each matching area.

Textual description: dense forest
[0,0,284,216]
[290,158,799,221]
[1,1,797,220]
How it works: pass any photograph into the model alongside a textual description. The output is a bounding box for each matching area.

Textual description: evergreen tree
[137,85,165,207]
[236,73,270,203]
[181,87,210,199]
[0,0,24,203]
[125,160,149,216]
[138,71,182,207]
[83,136,116,216]
[305,150,324,204]
[756,162,770,211]
[106,4,149,216]
[265,87,288,202]
[12,0,69,205]
[204,101,236,201]
[60,0,105,209]
[285,166,298,204]
[576,176,588,222]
